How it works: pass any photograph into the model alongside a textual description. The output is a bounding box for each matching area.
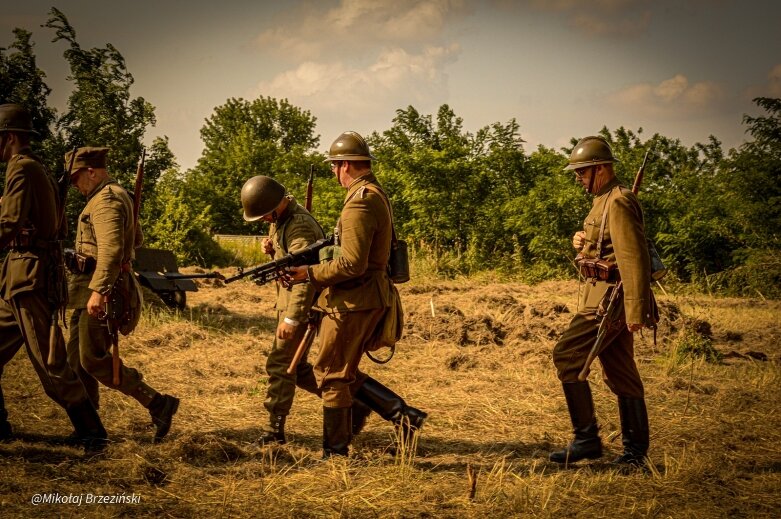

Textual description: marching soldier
[286,131,426,457]
[549,136,657,467]
[241,175,425,447]
[0,104,107,453]
[65,146,179,442]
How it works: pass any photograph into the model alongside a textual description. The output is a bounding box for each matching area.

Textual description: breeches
[264,311,321,416]
[66,308,152,407]
[0,290,88,409]
[314,308,383,408]
[552,312,645,399]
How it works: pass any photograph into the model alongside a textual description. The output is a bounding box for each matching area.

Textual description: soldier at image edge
[549,135,658,467]
[285,131,427,457]
[0,104,108,454]
[65,146,179,443]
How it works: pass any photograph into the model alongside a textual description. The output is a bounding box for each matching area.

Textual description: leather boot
[322,406,351,458]
[258,414,286,445]
[66,400,108,454]
[0,387,12,441]
[612,396,649,466]
[354,376,427,440]
[351,399,372,436]
[549,381,602,464]
[148,393,180,443]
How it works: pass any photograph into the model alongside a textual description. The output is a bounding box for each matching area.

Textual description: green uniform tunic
[552,178,655,398]
[308,174,393,408]
[263,198,323,418]
[0,148,90,416]
[66,178,154,408]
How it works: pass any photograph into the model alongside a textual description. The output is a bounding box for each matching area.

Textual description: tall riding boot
[0,386,12,441]
[66,399,108,454]
[549,381,603,464]
[258,414,287,445]
[612,396,649,466]
[351,398,373,436]
[354,376,427,440]
[322,406,352,458]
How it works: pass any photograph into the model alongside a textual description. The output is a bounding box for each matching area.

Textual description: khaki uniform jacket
[579,177,654,325]
[0,148,60,300]
[69,178,141,308]
[309,173,392,313]
[269,198,324,323]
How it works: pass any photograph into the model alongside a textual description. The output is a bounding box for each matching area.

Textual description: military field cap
[0,103,38,135]
[564,136,619,171]
[65,146,110,171]
[324,131,376,162]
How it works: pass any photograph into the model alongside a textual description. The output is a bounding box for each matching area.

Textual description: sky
[2,0,780,171]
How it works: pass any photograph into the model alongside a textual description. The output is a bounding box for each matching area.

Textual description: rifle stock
[578,281,623,381]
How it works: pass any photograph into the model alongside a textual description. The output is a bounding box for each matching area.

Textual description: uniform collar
[86,177,116,201]
[275,196,298,225]
[596,177,621,197]
[345,172,376,199]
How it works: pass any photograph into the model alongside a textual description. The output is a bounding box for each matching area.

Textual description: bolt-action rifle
[223,235,334,285]
[46,147,77,367]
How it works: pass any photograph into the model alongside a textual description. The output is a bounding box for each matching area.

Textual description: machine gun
[224,235,334,285]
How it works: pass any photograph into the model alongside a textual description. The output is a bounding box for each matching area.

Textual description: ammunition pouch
[64,248,97,274]
[577,257,619,282]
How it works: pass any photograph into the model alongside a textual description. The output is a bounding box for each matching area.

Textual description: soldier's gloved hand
[262,238,275,257]
[87,290,107,318]
[572,231,586,251]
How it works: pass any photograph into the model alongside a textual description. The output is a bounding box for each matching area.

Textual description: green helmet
[0,104,37,135]
[564,136,617,171]
[241,175,286,222]
[325,131,375,162]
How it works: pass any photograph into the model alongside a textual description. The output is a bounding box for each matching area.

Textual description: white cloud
[255,0,468,60]
[252,44,460,115]
[609,74,725,118]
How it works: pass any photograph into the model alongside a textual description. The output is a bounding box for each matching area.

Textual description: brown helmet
[564,136,617,171]
[325,131,375,162]
[240,175,286,222]
[0,104,38,135]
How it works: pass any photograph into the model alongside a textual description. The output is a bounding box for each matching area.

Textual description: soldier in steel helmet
[548,135,657,467]
[0,104,108,453]
[65,146,179,443]
[285,131,426,457]
[240,175,325,444]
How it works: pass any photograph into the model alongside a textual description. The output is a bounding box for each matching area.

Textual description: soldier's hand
[280,266,309,288]
[277,320,297,340]
[572,231,586,251]
[262,238,275,256]
[627,323,643,333]
[87,291,107,318]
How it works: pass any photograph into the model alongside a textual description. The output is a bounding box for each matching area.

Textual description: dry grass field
[1,272,779,518]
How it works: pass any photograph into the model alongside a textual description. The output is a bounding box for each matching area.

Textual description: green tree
[185,96,328,236]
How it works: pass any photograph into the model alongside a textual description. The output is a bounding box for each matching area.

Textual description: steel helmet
[0,104,38,135]
[325,131,375,162]
[564,136,618,171]
[240,175,286,221]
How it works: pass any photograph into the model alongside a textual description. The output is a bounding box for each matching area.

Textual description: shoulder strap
[361,184,399,247]
[596,186,622,259]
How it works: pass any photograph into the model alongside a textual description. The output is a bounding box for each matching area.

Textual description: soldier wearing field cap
[66,146,179,442]
[0,104,107,453]
[549,135,657,468]
[286,131,427,457]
